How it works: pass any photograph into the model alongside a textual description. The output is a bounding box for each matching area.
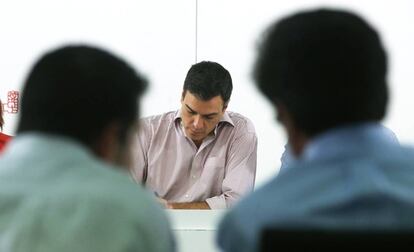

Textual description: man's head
[254,9,388,151]
[17,45,147,166]
[181,61,233,145]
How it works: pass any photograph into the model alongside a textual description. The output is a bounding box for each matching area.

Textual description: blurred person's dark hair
[183,61,233,106]
[17,45,147,148]
[254,8,387,137]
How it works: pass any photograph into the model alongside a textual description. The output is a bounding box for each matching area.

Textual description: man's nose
[193,115,204,129]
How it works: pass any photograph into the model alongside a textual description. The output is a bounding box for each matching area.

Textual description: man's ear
[275,102,308,157]
[275,102,289,126]
[222,103,228,112]
[181,90,186,102]
[93,122,120,163]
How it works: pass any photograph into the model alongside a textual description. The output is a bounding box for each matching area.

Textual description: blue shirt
[279,123,399,171]
[218,123,414,252]
[0,133,175,252]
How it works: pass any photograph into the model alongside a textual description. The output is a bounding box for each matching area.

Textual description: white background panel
[1,0,414,189]
[197,0,414,186]
[0,0,195,134]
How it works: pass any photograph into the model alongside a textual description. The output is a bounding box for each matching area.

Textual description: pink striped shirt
[131,110,257,209]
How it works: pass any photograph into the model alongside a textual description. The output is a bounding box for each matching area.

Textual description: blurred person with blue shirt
[218,8,414,252]
[0,45,175,252]
[280,123,399,171]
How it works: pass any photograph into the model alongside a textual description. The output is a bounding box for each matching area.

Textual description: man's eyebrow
[185,104,219,117]
[185,104,196,113]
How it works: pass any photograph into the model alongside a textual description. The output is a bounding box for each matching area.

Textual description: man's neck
[193,139,202,148]
[288,129,309,158]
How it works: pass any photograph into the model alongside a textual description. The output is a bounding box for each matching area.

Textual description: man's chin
[189,133,205,141]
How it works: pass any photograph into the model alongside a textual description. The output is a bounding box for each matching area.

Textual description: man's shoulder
[140,111,177,124]
[225,111,256,134]
[2,168,172,252]
[395,144,414,160]
[57,163,171,230]
[139,111,179,133]
[0,155,168,223]
[81,161,151,200]
[219,144,414,252]
[278,144,414,201]
[339,143,414,168]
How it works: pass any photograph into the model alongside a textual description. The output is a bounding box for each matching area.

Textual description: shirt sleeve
[206,131,257,209]
[130,119,151,183]
[380,125,399,144]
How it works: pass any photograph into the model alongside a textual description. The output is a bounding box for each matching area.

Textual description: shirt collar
[6,132,94,161]
[300,122,399,163]
[219,111,234,127]
[174,109,234,136]
[174,110,181,122]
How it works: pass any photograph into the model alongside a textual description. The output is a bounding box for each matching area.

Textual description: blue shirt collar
[301,122,398,163]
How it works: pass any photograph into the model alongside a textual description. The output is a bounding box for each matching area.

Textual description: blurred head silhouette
[18,45,147,166]
[254,8,387,155]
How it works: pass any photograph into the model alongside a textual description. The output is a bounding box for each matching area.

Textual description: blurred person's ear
[275,102,308,157]
[93,122,132,169]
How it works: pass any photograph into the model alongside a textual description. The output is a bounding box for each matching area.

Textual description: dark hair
[254,9,388,136]
[183,61,233,105]
[17,45,147,147]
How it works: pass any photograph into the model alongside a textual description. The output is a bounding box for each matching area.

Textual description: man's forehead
[183,90,224,102]
[183,94,224,115]
[184,104,220,117]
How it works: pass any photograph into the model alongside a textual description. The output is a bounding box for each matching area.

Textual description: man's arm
[158,131,257,210]
[129,120,150,183]
[168,201,210,209]
[157,197,210,209]
[206,131,258,209]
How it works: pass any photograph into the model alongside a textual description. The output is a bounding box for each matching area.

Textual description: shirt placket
[185,134,216,201]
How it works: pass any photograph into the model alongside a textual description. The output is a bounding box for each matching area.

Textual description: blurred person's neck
[276,103,309,158]
[288,130,308,158]
[93,122,131,170]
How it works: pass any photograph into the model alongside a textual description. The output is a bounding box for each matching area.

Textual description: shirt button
[192,175,196,179]
[185,194,189,198]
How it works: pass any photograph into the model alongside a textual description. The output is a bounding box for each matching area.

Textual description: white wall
[1,0,414,188]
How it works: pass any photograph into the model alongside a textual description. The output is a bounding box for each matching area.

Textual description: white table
[166,210,227,252]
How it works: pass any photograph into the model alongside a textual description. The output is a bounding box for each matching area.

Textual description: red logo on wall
[3,90,19,114]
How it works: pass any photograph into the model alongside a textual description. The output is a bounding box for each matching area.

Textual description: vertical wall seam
[195,0,198,63]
